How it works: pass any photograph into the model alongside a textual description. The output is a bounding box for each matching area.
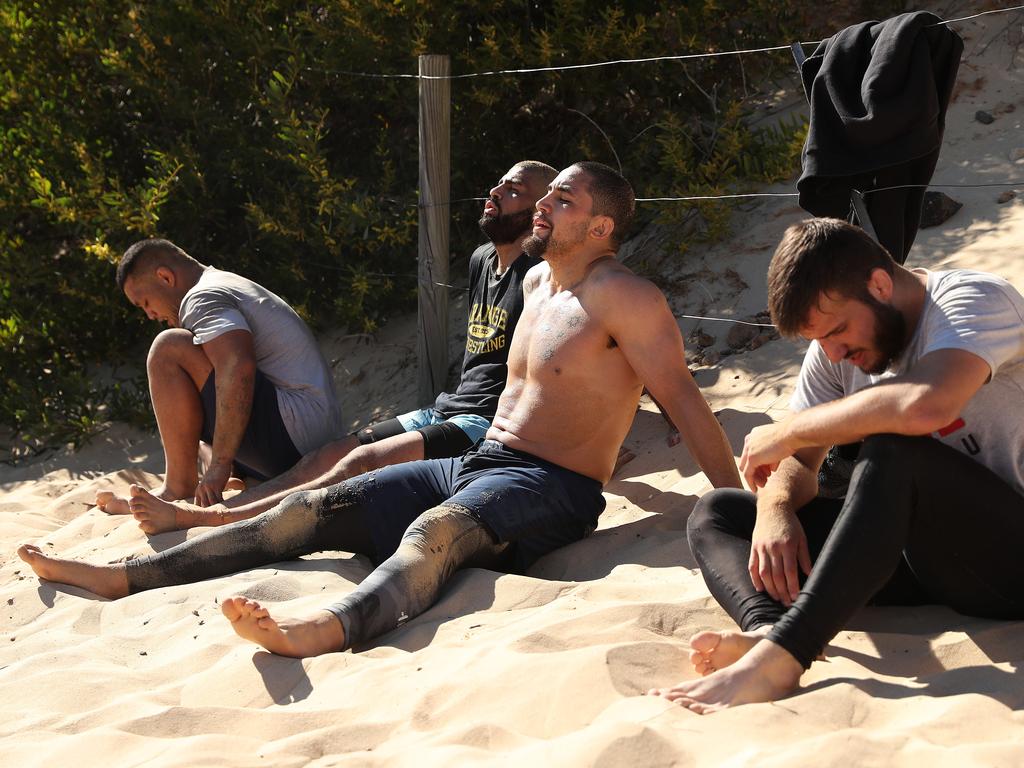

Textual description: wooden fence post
[417,54,451,403]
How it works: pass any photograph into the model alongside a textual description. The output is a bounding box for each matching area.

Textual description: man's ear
[867,267,894,302]
[154,265,176,288]
[589,214,615,242]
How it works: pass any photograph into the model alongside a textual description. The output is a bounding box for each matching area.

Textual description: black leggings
[125,484,505,650]
[687,434,1024,669]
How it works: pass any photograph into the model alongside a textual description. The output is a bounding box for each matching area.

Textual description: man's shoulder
[587,258,661,301]
[582,259,671,335]
[182,268,282,319]
[468,242,497,267]
[930,268,1022,301]
[523,259,549,291]
[927,269,1024,324]
[189,267,261,297]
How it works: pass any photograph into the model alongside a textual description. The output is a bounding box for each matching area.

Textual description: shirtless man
[114,162,556,534]
[19,162,741,658]
[650,218,1024,712]
[99,240,341,510]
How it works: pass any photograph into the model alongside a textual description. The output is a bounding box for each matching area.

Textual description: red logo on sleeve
[936,417,965,437]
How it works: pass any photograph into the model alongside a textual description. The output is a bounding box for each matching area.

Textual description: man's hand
[749,506,812,606]
[739,422,799,490]
[195,461,232,507]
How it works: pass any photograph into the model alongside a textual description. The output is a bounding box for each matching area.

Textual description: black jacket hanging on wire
[796,11,963,264]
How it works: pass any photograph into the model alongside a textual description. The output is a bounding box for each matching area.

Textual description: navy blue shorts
[355,439,606,573]
[200,370,301,481]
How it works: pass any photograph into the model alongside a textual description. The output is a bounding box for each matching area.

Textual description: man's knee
[254,489,325,551]
[401,504,499,563]
[147,328,208,372]
[405,504,480,540]
[265,489,319,528]
[342,443,379,478]
[687,488,756,549]
[858,433,921,462]
[304,435,359,475]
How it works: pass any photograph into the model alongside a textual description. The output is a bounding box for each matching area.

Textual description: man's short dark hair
[572,161,635,248]
[116,239,190,290]
[768,218,896,337]
[515,160,558,186]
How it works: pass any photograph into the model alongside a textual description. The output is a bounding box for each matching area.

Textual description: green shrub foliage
[0,0,897,446]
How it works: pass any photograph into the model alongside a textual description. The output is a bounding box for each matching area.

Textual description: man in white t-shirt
[650,217,1024,712]
[100,239,341,509]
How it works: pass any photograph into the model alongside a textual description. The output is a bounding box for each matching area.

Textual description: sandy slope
[3,8,1024,767]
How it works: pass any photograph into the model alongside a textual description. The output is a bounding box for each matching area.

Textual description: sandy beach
[3,9,1024,766]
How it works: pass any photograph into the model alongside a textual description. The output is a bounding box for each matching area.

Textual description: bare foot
[127,484,200,534]
[221,596,345,658]
[95,490,131,516]
[17,544,129,599]
[97,481,189,518]
[647,639,804,714]
[225,476,246,493]
[689,626,771,676]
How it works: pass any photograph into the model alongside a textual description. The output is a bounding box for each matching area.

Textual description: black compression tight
[688,434,1024,669]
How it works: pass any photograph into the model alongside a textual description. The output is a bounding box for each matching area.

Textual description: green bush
[0,0,898,449]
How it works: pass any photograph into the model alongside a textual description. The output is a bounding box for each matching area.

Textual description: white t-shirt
[179,267,342,454]
[791,269,1024,496]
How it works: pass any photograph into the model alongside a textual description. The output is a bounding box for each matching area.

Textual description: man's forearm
[785,379,967,453]
[674,396,742,489]
[211,361,255,468]
[756,454,819,518]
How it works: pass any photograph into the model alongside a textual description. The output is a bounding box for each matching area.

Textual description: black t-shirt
[433,243,539,419]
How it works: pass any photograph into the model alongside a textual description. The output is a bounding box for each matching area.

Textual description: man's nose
[821,339,847,363]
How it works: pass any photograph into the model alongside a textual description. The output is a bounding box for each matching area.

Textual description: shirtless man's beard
[522,218,589,261]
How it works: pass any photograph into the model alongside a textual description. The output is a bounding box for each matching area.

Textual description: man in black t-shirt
[123,161,558,533]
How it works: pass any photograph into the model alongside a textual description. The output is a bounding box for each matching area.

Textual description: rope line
[860,181,1024,195]
[679,314,775,327]
[935,3,1024,26]
[414,182,1023,208]
[308,43,806,81]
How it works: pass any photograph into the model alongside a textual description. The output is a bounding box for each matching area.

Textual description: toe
[690,630,722,655]
[682,699,708,714]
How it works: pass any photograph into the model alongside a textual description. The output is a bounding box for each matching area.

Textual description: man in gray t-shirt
[652,218,1024,714]
[98,239,340,513]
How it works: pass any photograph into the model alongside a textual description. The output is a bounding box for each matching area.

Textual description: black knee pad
[418,421,473,460]
[355,417,407,445]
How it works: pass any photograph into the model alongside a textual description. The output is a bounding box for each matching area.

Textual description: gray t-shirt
[179,267,342,454]
[791,269,1024,496]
